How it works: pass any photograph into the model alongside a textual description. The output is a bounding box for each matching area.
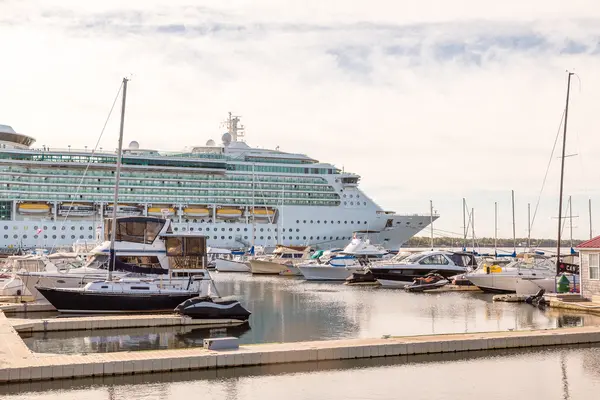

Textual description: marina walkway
[1,309,600,384]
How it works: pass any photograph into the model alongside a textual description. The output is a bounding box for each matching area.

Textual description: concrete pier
[2,308,600,384]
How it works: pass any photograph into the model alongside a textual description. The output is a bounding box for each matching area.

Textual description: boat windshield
[83,255,109,269]
[399,253,426,264]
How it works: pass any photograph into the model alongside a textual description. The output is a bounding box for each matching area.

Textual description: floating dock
[0,302,56,314]
[10,314,245,333]
[2,310,600,384]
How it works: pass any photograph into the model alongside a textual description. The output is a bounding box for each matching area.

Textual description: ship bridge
[0,125,36,149]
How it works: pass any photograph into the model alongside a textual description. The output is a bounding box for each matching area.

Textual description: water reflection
[19,273,600,355]
[2,345,600,400]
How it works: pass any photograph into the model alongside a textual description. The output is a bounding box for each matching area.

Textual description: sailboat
[515,72,581,296]
[36,78,213,313]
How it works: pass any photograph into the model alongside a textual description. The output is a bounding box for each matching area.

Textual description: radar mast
[221,112,245,143]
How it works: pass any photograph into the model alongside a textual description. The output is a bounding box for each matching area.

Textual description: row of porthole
[344,201,367,206]
[209,236,350,241]
[3,225,94,231]
[296,220,368,225]
[4,234,94,240]
[342,194,360,198]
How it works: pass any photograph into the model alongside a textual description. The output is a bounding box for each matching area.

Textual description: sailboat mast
[527,203,531,251]
[511,190,516,255]
[251,163,256,250]
[430,200,434,250]
[108,77,128,281]
[590,198,593,240]
[462,198,466,250]
[471,208,475,252]
[557,72,574,272]
[494,202,498,255]
[569,195,573,250]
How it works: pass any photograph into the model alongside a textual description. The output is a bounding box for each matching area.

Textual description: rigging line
[49,81,125,254]
[530,108,566,235]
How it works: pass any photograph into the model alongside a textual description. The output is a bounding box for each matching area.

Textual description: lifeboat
[18,203,50,215]
[248,208,275,219]
[104,205,142,216]
[148,207,175,217]
[216,208,242,219]
[183,207,210,217]
[58,203,95,217]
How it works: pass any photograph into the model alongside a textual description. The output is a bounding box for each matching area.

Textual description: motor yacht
[465,254,556,293]
[368,250,477,288]
[298,237,389,281]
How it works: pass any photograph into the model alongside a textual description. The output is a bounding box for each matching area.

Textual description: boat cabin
[163,233,208,269]
[576,237,600,301]
[273,245,311,259]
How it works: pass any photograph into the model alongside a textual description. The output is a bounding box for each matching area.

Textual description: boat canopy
[104,216,166,244]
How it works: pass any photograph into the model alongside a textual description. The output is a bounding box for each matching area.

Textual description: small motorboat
[404,272,449,293]
[175,296,252,321]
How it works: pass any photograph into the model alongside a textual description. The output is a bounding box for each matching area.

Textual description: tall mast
[462,198,467,250]
[527,202,531,251]
[590,198,593,240]
[108,77,128,281]
[471,208,475,252]
[251,163,256,250]
[511,190,516,256]
[569,195,573,251]
[494,202,498,255]
[430,200,434,250]
[557,72,574,273]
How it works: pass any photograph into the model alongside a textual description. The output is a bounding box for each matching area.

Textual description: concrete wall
[579,250,600,300]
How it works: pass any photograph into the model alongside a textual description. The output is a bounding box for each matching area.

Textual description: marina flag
[36,228,43,235]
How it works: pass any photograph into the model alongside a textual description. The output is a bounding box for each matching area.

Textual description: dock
[2,310,600,383]
[0,302,56,314]
[10,314,246,333]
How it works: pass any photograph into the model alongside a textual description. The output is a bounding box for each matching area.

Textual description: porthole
[260,228,264,232]
[174,227,179,231]
[303,236,306,240]
[13,234,17,239]
[44,235,48,239]
[296,229,300,232]
[71,226,75,230]
[268,236,271,240]
[351,221,354,224]
[229,236,232,239]
[52,226,57,230]
[61,235,65,239]
[44,226,48,230]
[310,220,313,224]
[236,228,240,231]
[23,235,27,239]
[317,236,320,240]
[350,202,354,205]
[198,228,203,231]
[317,220,320,224]
[229,228,233,231]
[3,235,7,239]
[3,226,6,230]
[79,235,84,239]
[190,228,194,231]
[221,228,225,232]
[34,225,38,230]
[88,235,93,239]
[344,221,347,224]
[244,236,248,239]
[221,236,225,239]
[13,226,17,230]
[296,236,299,240]
[182,227,187,231]
[324,220,327,224]
[80,226,84,230]
[214,236,217,240]
[71,235,75,239]
[214,228,218,231]
[296,220,299,223]
[244,228,248,232]
[260,236,264,240]
[303,220,306,223]
[310,236,313,240]
[89,226,93,230]
[61,226,65,231]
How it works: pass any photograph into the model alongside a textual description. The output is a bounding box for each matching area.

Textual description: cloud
[1,0,600,240]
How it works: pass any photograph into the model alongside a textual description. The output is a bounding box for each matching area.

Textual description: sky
[1,0,600,240]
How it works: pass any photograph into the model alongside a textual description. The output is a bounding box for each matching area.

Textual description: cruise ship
[0,114,437,251]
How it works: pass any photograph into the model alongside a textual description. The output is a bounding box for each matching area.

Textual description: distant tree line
[404,236,585,248]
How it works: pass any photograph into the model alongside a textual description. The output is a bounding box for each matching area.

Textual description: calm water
[19,272,600,354]
[2,345,600,399]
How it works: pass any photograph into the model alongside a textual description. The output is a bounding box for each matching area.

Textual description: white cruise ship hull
[215,258,249,272]
[298,265,363,281]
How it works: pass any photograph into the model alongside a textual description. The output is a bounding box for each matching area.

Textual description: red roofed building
[576,236,600,300]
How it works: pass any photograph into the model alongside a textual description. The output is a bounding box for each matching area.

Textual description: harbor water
[18,272,600,354]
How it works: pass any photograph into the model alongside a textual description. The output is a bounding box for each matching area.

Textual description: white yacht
[298,236,389,281]
[465,255,556,294]
[0,114,437,253]
[249,245,312,275]
[368,250,477,288]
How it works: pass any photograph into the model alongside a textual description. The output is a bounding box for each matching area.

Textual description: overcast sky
[2,1,600,240]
